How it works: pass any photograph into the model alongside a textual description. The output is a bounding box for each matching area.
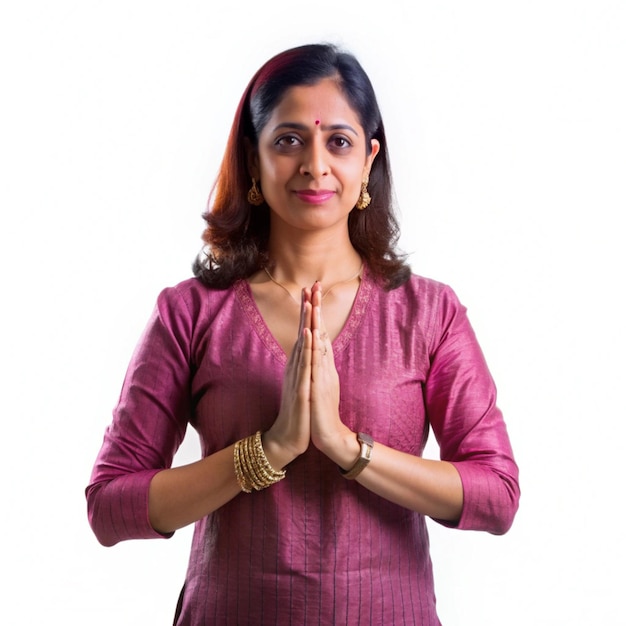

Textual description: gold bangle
[244,434,265,490]
[233,431,286,492]
[233,439,252,492]
[252,431,286,481]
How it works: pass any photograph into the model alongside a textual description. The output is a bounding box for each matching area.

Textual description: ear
[244,137,260,179]
[364,139,380,177]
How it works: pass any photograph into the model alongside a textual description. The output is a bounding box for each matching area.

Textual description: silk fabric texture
[86,267,520,625]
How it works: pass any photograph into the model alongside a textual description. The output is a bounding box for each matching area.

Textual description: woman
[86,43,520,625]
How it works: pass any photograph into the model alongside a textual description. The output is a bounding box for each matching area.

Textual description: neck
[265,219,363,285]
[266,240,362,287]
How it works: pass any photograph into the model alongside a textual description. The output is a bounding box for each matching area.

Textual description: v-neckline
[233,265,374,365]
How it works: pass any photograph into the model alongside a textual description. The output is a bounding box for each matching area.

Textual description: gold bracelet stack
[233,431,286,493]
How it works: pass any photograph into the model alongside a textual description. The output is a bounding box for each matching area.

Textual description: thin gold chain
[263,262,363,304]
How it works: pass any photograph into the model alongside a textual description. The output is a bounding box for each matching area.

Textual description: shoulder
[156,276,233,313]
[400,272,451,297]
[149,277,238,336]
[379,271,463,313]
[369,271,467,350]
[142,277,243,362]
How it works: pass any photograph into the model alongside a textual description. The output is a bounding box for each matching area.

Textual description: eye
[274,134,303,151]
[329,135,353,151]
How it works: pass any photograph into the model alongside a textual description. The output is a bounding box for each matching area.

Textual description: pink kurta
[86,268,520,625]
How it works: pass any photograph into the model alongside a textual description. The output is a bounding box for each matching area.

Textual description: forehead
[265,78,362,128]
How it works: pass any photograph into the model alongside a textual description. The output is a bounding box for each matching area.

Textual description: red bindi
[315,119,320,125]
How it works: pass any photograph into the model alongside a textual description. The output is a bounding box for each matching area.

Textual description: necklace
[263,262,364,304]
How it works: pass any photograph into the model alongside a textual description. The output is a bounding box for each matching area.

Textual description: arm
[317,426,464,523]
[86,285,199,545]
[146,445,242,534]
[86,283,312,543]
[421,285,520,533]
[147,300,315,534]
[308,282,519,533]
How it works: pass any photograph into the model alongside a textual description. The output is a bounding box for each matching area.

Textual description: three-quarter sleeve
[424,285,520,534]
[86,285,195,546]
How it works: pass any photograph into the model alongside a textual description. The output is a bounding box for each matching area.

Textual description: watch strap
[340,432,374,480]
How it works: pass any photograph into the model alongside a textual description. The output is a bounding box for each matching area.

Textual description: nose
[299,138,330,179]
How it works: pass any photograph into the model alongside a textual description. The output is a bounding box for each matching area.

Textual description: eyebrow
[272,122,359,136]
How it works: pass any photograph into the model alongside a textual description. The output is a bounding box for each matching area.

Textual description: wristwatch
[340,432,374,480]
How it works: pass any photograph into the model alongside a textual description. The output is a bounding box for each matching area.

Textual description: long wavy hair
[193,43,410,290]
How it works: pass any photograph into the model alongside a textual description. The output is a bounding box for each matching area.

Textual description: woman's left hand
[303,285,464,523]
[308,282,355,460]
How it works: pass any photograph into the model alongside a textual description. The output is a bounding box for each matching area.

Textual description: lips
[294,189,336,204]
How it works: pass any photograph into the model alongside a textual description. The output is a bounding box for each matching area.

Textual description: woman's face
[250,77,379,235]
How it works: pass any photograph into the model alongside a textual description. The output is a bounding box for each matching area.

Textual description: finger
[312,301,330,356]
[311,326,330,371]
[311,327,321,367]
[297,288,310,337]
[285,296,310,389]
[311,328,326,384]
[311,283,324,333]
[296,327,313,392]
[302,290,312,333]
[297,294,312,345]
[313,303,327,337]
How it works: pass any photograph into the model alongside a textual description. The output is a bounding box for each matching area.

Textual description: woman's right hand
[262,288,313,469]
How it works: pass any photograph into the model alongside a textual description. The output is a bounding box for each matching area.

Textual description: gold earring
[355,176,371,210]
[247,178,264,206]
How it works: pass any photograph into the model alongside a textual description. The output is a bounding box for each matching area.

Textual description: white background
[1,1,624,624]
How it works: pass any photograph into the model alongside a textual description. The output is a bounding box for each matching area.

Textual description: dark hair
[193,43,410,289]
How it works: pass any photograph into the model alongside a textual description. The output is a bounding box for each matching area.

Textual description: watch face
[341,433,373,479]
[357,432,374,447]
